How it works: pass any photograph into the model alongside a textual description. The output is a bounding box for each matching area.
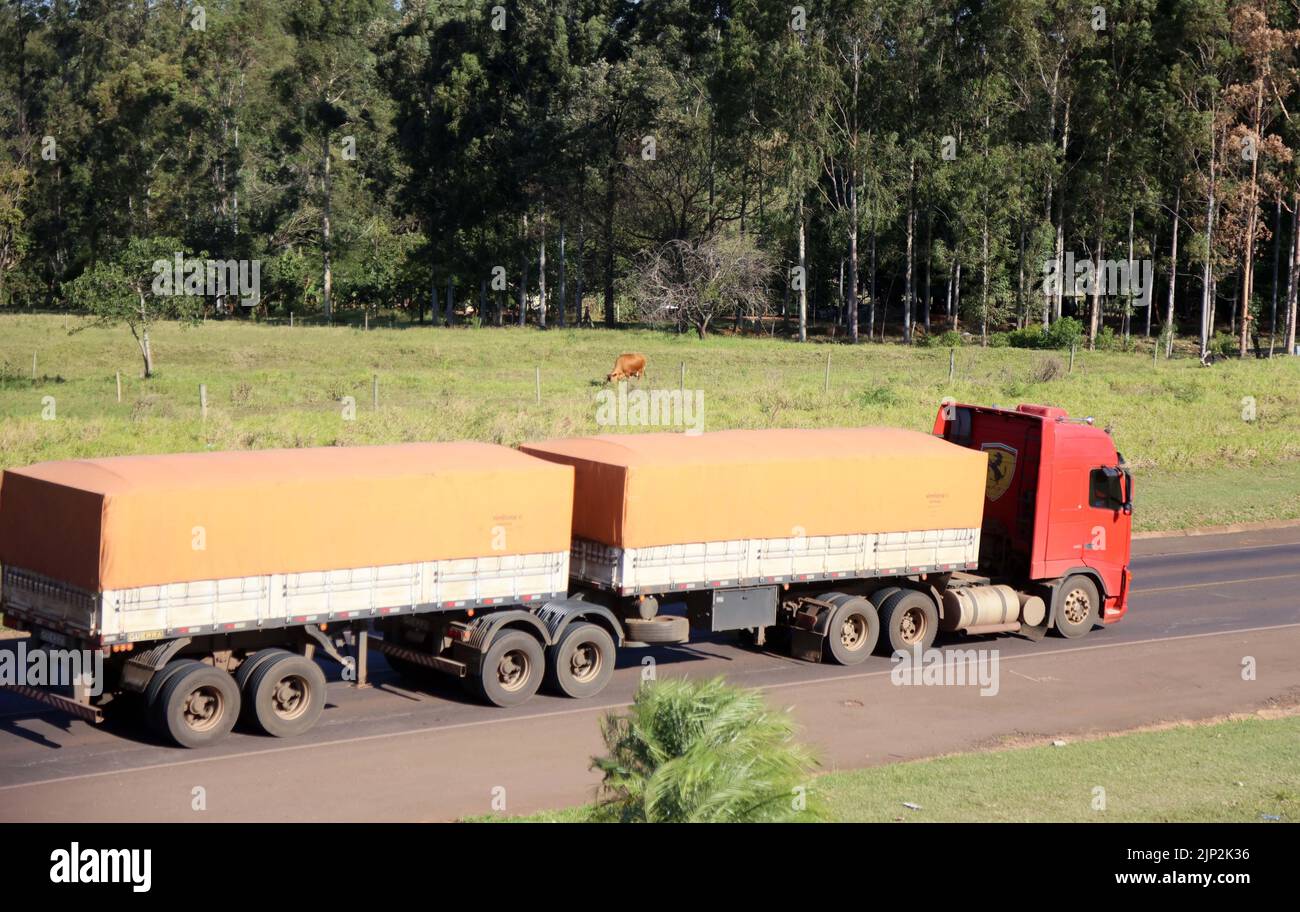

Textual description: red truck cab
[933,402,1132,631]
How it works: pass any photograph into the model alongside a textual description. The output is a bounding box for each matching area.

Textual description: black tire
[868,586,903,610]
[145,659,202,732]
[466,630,545,707]
[823,596,880,665]
[623,614,689,644]
[155,663,240,748]
[876,589,939,655]
[234,647,289,694]
[246,653,327,738]
[545,623,616,698]
[1053,575,1101,639]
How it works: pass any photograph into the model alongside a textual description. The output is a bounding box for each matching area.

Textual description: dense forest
[2,0,1300,358]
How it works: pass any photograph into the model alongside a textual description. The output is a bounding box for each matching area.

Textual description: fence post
[535,366,542,404]
[948,348,955,382]
[199,384,208,420]
[824,351,831,392]
[372,374,379,409]
[679,361,685,392]
[116,371,122,403]
[31,351,36,381]
[1069,343,1076,373]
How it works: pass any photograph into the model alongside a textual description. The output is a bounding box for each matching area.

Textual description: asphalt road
[1,526,1298,821]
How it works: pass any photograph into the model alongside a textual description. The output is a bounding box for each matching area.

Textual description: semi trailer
[0,401,1132,748]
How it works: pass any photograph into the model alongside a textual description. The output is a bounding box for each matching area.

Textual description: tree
[278,0,390,322]
[591,677,823,823]
[631,232,772,338]
[66,237,203,377]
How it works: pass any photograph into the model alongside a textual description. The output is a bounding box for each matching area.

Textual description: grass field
[468,713,1300,823]
[1,314,1297,531]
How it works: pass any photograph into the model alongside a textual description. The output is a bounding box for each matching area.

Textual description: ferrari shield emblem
[981,443,1017,502]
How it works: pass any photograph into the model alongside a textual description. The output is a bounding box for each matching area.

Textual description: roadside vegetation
[588,677,824,823]
[2,315,1297,532]
[471,710,1300,823]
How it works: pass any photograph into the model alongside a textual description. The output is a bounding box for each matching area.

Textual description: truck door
[1082,464,1132,579]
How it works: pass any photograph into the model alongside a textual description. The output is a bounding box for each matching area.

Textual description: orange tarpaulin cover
[0,443,574,592]
[521,427,988,549]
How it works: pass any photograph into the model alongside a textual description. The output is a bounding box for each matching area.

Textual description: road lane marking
[3,621,1299,794]
[1132,572,1300,595]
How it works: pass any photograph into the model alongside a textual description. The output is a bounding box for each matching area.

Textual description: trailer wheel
[876,590,938,655]
[1053,576,1100,639]
[246,653,327,738]
[155,663,241,748]
[234,647,289,694]
[545,623,616,698]
[869,586,903,610]
[144,658,202,722]
[467,630,544,707]
[824,597,879,665]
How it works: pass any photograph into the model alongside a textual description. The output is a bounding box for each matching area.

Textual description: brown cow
[606,352,647,382]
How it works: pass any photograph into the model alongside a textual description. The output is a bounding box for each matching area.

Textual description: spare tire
[623,614,689,644]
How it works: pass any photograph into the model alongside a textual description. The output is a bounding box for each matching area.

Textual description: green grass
[1,314,1298,531]
[468,714,1300,822]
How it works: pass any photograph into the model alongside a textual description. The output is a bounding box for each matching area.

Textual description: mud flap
[1018,619,1048,642]
[789,628,825,663]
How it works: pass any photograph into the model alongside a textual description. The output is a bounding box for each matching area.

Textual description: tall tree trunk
[868,199,878,340]
[980,214,990,346]
[320,133,333,322]
[1145,231,1156,338]
[1124,206,1134,341]
[603,132,617,328]
[1284,192,1294,353]
[1166,188,1180,357]
[575,219,585,323]
[557,221,566,328]
[538,216,547,329]
[1016,219,1026,328]
[903,158,915,343]
[848,181,859,343]
[797,197,807,342]
[923,211,933,331]
[953,261,962,332]
[945,259,954,326]
[518,213,528,327]
[445,279,455,326]
[1201,148,1217,360]
[1240,84,1264,357]
[1051,100,1072,325]
[1286,191,1299,355]
[1270,192,1281,341]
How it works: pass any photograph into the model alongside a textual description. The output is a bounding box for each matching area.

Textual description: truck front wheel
[1053,576,1100,638]
[545,623,616,698]
[467,630,545,707]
